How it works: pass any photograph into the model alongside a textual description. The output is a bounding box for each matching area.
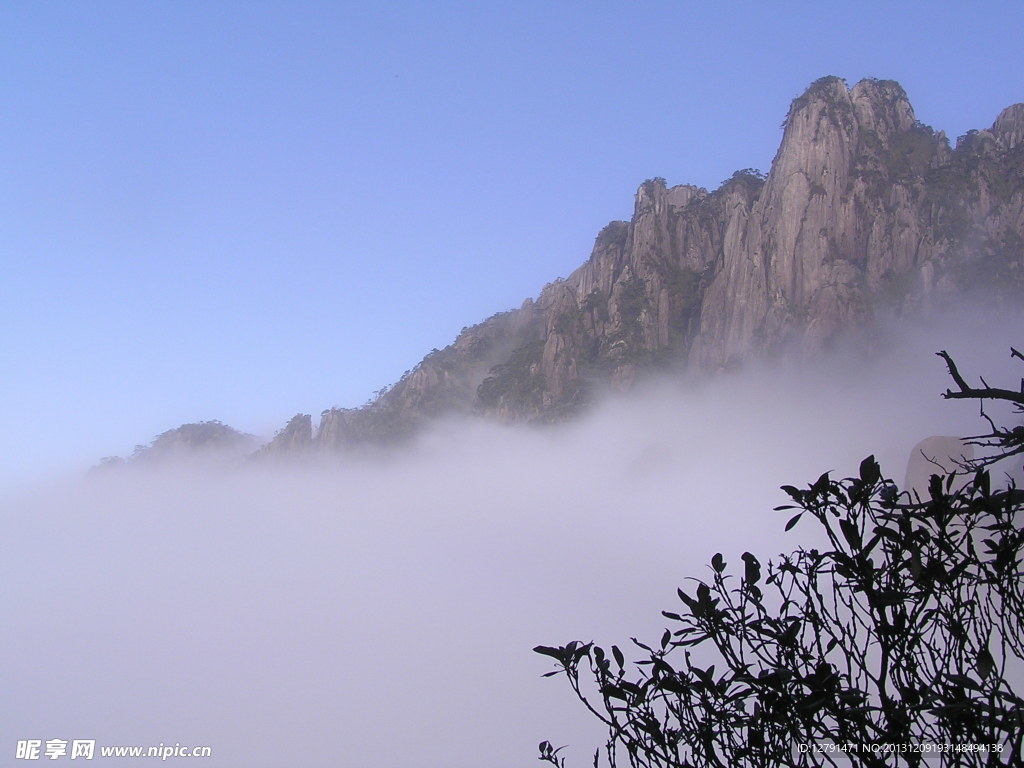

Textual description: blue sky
[3,1,1023,488]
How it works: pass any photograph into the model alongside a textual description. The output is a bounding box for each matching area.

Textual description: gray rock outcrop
[311,76,1022,445]
[128,77,1024,458]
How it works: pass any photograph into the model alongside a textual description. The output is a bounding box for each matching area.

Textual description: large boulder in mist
[904,435,975,499]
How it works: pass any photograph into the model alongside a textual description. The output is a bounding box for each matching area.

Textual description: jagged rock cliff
[256,77,1024,456]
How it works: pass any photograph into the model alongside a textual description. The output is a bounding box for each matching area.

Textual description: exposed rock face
[158,76,1024,457]
[259,414,313,456]
[318,76,1021,443]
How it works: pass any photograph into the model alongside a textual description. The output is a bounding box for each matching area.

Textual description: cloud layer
[3,311,1021,767]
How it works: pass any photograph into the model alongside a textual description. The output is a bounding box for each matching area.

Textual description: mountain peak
[849,77,915,136]
[107,77,1024,462]
[118,421,257,465]
[992,103,1024,150]
[782,76,915,137]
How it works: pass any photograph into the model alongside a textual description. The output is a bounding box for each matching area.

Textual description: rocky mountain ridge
[100,421,258,468]
[125,76,1024,462]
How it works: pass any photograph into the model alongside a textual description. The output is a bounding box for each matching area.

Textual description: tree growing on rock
[536,348,1024,768]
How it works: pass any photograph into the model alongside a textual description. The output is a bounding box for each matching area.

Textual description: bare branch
[936,350,1024,405]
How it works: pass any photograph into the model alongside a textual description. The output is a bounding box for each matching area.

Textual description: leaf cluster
[536,350,1024,768]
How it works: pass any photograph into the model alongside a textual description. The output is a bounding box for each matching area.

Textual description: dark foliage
[536,349,1024,767]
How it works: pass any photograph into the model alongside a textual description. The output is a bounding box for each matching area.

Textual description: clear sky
[3,0,1023,488]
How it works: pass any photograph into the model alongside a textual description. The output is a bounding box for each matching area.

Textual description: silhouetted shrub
[537,348,1024,767]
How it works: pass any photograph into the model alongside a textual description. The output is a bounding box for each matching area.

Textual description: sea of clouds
[2,310,1021,767]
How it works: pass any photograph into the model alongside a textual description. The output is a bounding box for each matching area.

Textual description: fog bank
[3,316,1021,767]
